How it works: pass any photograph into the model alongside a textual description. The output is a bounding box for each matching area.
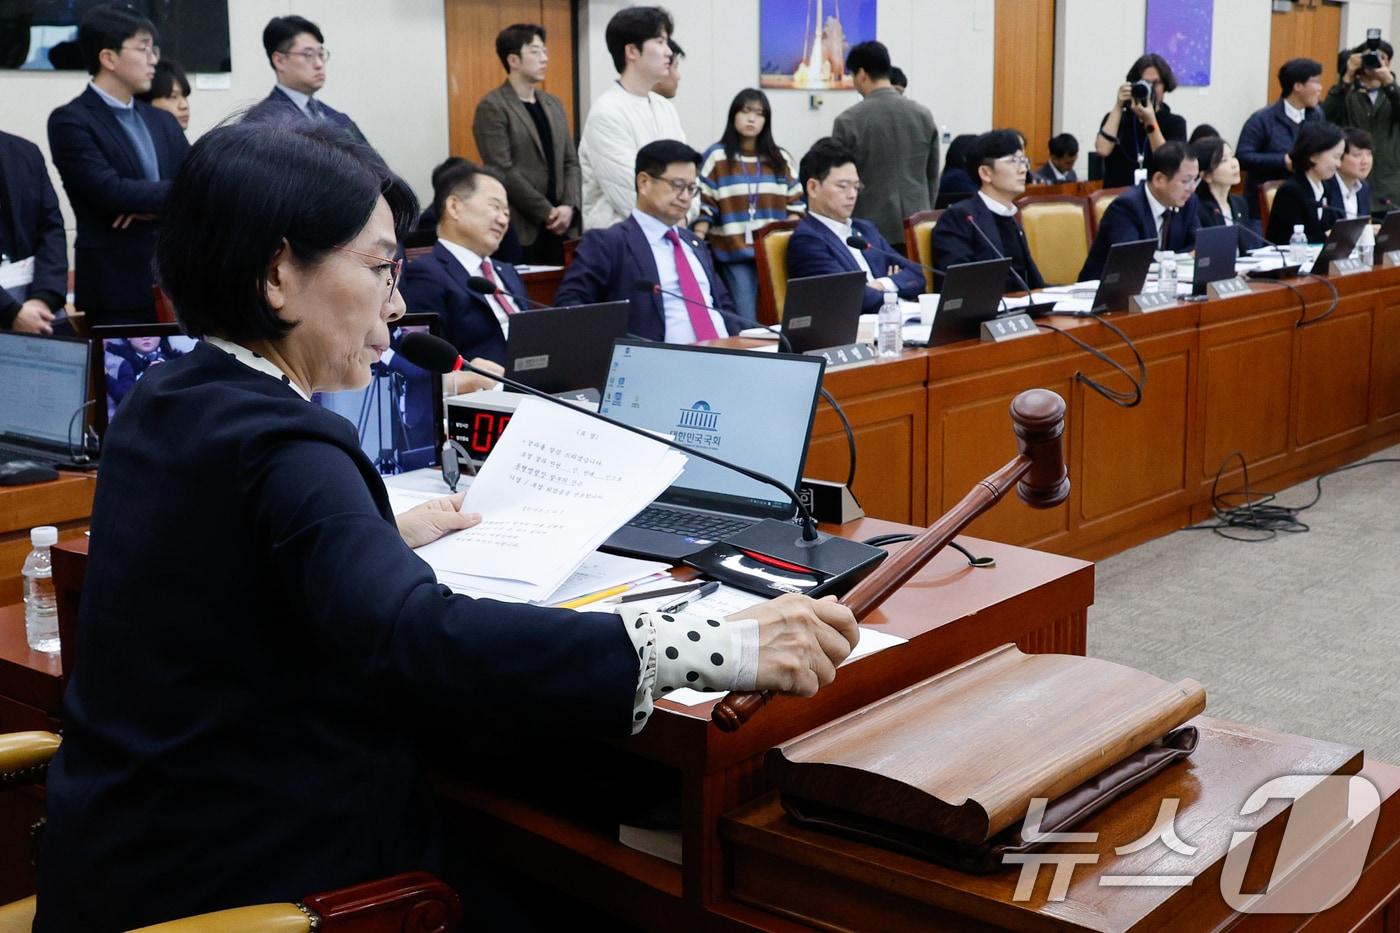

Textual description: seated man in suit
[47,3,188,326]
[247,15,366,144]
[1337,127,1374,220]
[398,160,519,388]
[1032,133,1079,184]
[555,139,739,342]
[931,129,1045,293]
[0,129,67,334]
[787,137,924,314]
[1079,141,1201,281]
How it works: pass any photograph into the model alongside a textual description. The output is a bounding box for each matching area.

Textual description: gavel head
[1010,389,1070,508]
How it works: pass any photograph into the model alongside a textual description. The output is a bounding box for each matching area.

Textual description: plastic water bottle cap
[30,526,57,548]
[1293,225,1305,233]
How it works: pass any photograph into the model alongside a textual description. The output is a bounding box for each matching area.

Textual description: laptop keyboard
[0,445,60,468]
[628,505,757,540]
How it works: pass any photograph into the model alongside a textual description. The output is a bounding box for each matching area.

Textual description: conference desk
[0,473,94,606]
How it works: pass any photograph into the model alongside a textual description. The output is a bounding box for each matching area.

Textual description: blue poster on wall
[1146,0,1213,86]
[760,0,878,90]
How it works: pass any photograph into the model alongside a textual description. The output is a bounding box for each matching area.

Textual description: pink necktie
[664,229,720,342]
[478,261,518,315]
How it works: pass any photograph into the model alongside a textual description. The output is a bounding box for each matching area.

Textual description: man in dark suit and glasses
[248,15,366,144]
[1080,141,1201,281]
[46,3,188,327]
[473,24,581,265]
[0,130,67,334]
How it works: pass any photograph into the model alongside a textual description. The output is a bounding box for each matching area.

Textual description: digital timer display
[449,408,513,458]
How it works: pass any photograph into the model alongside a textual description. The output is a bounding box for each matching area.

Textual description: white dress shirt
[809,210,892,289]
[1307,175,1326,220]
[978,190,1019,217]
[579,82,688,231]
[632,209,726,343]
[437,238,514,338]
[1283,99,1306,124]
[1340,176,1364,218]
[1143,185,1172,239]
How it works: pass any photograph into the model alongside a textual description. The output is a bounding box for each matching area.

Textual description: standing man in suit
[1237,59,1324,221]
[555,139,738,342]
[832,40,939,247]
[47,3,188,326]
[0,129,67,334]
[248,15,366,144]
[397,160,518,388]
[1080,141,1201,281]
[473,24,581,266]
[786,137,924,314]
[933,130,1045,293]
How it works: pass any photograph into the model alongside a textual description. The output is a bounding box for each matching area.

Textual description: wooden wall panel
[1294,309,1372,449]
[1373,301,1400,428]
[1200,330,1293,477]
[1268,1,1343,104]
[445,0,577,164]
[993,0,1055,166]
[806,386,927,526]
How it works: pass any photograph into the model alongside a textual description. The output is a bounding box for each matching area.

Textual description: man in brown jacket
[473,23,581,264]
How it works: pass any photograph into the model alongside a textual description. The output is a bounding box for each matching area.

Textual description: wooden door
[444,0,576,163]
[993,0,1056,166]
[1267,0,1342,103]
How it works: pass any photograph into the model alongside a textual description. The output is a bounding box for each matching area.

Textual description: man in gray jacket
[473,23,581,264]
[832,41,939,246]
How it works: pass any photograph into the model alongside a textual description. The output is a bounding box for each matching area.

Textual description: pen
[657,580,720,614]
[554,583,633,610]
[611,580,703,604]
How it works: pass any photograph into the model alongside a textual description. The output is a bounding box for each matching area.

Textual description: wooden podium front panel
[1199,327,1294,481]
[1293,303,1374,453]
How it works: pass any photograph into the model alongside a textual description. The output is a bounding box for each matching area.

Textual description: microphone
[631,279,793,353]
[466,273,551,311]
[844,234,938,282]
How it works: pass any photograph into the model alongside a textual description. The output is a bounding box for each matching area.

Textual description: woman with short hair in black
[1265,120,1346,244]
[1094,53,1189,189]
[1192,136,1253,252]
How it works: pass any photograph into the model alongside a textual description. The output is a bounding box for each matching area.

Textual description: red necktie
[479,261,518,315]
[664,229,720,342]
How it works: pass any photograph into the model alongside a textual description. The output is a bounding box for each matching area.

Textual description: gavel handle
[711,453,1036,733]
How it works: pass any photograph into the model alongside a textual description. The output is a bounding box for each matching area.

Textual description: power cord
[1036,311,1147,408]
[1250,274,1340,328]
[862,532,995,567]
[819,387,857,490]
[1184,451,1400,541]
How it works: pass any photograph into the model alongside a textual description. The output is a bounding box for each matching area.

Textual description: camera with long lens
[1363,28,1383,71]
[1129,80,1153,105]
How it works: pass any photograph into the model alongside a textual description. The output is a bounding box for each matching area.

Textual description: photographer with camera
[1094,53,1188,189]
[1323,30,1400,211]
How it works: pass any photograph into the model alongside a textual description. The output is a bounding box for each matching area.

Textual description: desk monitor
[505,301,630,395]
[1192,226,1239,295]
[928,258,1014,348]
[1090,238,1157,312]
[0,331,91,466]
[1373,211,1400,264]
[780,271,867,352]
[92,314,445,474]
[1311,217,1369,275]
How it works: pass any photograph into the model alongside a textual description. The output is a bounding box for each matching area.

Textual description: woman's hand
[397,492,482,549]
[444,357,504,395]
[730,594,859,697]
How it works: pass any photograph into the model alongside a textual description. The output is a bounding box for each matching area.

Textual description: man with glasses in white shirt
[250,15,366,145]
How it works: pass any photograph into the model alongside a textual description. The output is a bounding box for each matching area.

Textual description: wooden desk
[0,472,95,605]
[519,266,564,308]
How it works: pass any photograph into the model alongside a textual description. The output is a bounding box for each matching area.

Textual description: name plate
[807,342,878,367]
[1206,276,1250,300]
[1329,257,1368,277]
[1128,291,1176,313]
[1382,249,1400,268]
[980,313,1036,343]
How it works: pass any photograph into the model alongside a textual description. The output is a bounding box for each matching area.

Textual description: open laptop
[93,314,446,474]
[1085,238,1158,311]
[1311,217,1370,274]
[780,271,867,352]
[0,331,92,468]
[925,258,1014,347]
[1373,211,1400,264]
[1191,226,1239,295]
[505,300,630,398]
[597,339,826,561]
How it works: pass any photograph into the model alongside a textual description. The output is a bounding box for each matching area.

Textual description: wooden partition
[993,0,1056,166]
[1268,0,1342,104]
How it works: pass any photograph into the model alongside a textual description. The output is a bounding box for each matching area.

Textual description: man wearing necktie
[248,15,368,145]
[556,139,740,343]
[1080,141,1201,281]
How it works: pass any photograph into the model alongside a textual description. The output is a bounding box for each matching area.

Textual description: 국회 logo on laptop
[675,401,721,448]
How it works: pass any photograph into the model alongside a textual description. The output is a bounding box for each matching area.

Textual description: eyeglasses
[994,155,1032,168]
[648,175,701,197]
[332,246,403,301]
[283,46,331,64]
[827,180,867,193]
[121,42,160,61]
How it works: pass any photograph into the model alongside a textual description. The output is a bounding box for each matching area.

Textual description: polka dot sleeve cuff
[615,606,760,734]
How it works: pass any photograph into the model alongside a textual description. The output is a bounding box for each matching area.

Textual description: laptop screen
[599,340,825,516]
[0,332,90,451]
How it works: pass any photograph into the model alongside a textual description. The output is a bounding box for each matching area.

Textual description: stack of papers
[413,397,687,603]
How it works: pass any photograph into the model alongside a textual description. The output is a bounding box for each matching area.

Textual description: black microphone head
[632,279,660,293]
[398,331,461,373]
[466,275,498,295]
[845,234,869,250]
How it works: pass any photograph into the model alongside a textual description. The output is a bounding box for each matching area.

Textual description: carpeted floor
[1088,445,1400,765]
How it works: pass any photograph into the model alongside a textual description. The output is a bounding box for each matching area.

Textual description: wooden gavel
[710,388,1070,733]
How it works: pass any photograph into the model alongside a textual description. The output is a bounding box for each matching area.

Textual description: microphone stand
[712,388,1070,732]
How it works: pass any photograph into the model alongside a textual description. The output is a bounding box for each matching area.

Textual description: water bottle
[1288,225,1309,266]
[22,526,59,654]
[1156,251,1178,297]
[877,289,902,357]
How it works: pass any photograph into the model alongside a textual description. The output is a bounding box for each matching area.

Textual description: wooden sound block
[767,644,1206,845]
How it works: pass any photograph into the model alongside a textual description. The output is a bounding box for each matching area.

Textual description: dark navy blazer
[930,195,1046,292]
[1194,188,1256,255]
[247,86,368,144]
[554,215,739,341]
[1079,185,1200,281]
[1236,99,1324,218]
[398,240,527,364]
[786,213,924,314]
[0,130,67,326]
[33,343,637,931]
[46,86,188,314]
[1264,173,1345,245]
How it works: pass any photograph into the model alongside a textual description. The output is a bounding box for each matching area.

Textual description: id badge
[1133,167,1148,186]
[744,227,754,245]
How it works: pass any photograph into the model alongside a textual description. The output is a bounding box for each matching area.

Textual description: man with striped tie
[250,15,367,145]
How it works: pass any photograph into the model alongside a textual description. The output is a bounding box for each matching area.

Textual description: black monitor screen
[1,1,231,72]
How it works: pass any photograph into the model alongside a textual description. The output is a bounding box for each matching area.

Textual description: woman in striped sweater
[694,89,805,324]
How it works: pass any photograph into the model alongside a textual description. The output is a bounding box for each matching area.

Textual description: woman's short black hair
[1127,53,1177,94]
[944,134,977,175]
[78,3,156,77]
[1188,123,1220,144]
[156,118,418,343]
[136,59,190,103]
[604,6,673,74]
[1289,120,1345,176]
[1191,136,1229,175]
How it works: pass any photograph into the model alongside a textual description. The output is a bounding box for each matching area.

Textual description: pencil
[553,583,634,610]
